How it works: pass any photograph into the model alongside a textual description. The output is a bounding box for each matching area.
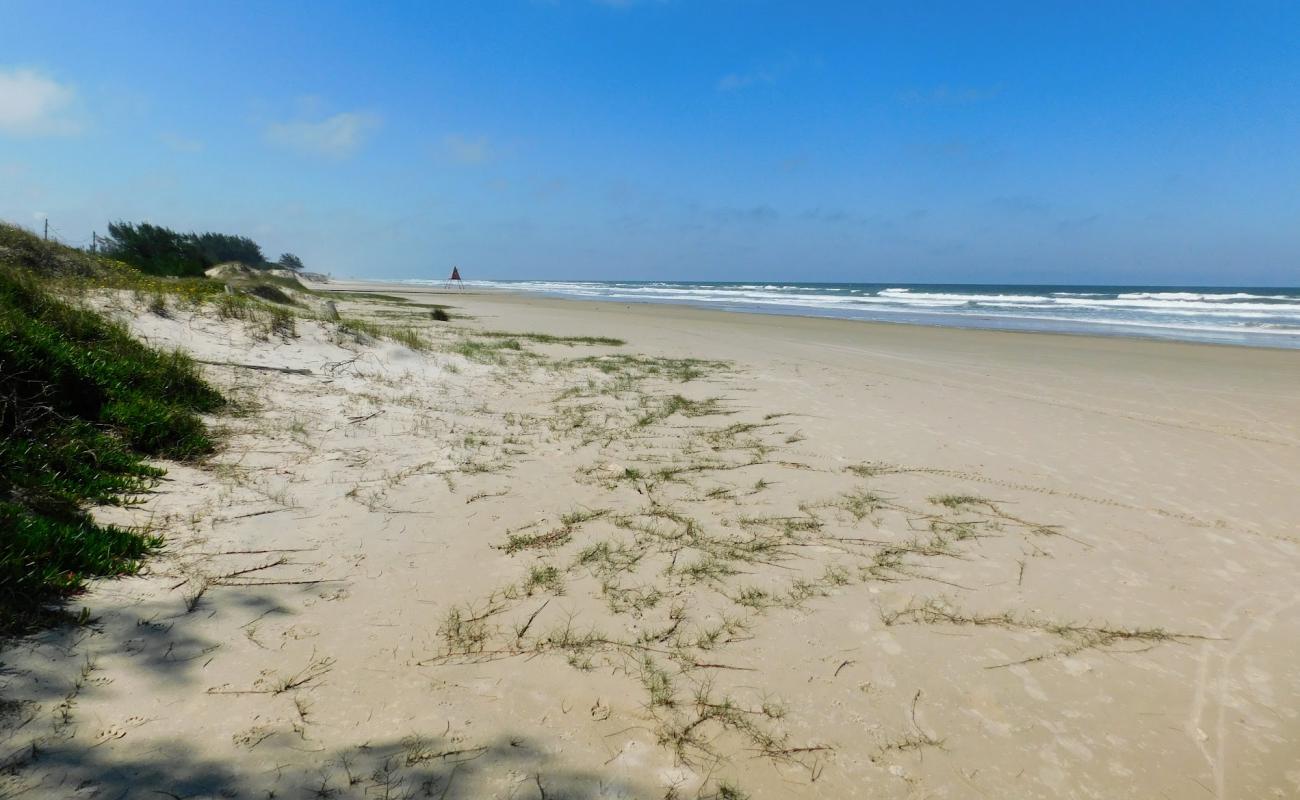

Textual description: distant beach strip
[402,280,1300,349]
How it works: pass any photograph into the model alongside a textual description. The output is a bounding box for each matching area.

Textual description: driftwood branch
[196,359,312,375]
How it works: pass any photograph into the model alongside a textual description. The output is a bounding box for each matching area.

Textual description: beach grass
[0,261,223,634]
[473,329,625,347]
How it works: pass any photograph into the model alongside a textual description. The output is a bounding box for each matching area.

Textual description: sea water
[404,280,1300,349]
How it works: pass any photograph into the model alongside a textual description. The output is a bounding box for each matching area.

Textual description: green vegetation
[473,329,625,347]
[451,336,524,364]
[929,494,990,510]
[101,220,313,278]
[338,317,429,350]
[0,223,102,277]
[103,221,258,276]
[0,258,223,634]
[275,252,305,272]
[248,283,294,304]
[327,291,417,304]
[565,353,726,384]
[635,393,728,427]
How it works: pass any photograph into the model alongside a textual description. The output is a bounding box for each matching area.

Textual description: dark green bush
[103,221,269,277]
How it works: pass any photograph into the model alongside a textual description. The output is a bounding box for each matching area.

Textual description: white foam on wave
[1116,291,1293,301]
[1048,297,1300,314]
[398,280,1300,343]
[879,288,1052,304]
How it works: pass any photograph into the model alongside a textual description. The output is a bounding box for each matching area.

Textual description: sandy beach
[3,283,1298,800]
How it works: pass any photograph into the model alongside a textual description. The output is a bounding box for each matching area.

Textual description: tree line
[103,221,306,277]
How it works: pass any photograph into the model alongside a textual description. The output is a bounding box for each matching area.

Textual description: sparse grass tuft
[475,329,624,347]
[846,462,894,478]
[451,337,523,363]
[834,489,888,521]
[503,508,609,554]
[268,307,296,339]
[883,597,1196,667]
[929,494,989,510]
[338,318,428,350]
[523,564,565,595]
[635,394,727,427]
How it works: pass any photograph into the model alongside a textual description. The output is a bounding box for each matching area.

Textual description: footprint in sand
[284,624,320,640]
[233,724,275,749]
[92,726,127,746]
[873,631,903,655]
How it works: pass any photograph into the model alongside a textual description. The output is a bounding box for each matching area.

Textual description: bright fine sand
[3,283,1299,799]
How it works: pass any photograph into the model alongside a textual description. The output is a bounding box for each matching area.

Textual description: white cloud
[441,133,493,165]
[265,111,381,158]
[717,70,774,92]
[716,55,799,92]
[0,67,79,136]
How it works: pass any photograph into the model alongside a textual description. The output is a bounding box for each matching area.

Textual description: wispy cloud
[900,84,1003,106]
[717,70,775,92]
[440,133,494,165]
[717,54,800,93]
[0,67,79,136]
[265,111,381,158]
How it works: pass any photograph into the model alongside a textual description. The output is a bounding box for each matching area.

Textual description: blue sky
[2,1,1298,285]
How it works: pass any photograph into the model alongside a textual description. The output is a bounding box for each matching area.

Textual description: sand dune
[2,285,1297,799]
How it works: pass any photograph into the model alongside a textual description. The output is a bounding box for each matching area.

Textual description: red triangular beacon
[450,266,462,281]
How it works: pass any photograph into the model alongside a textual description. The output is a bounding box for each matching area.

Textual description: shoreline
[366,279,1300,351]
[4,280,1297,799]
[325,277,1300,362]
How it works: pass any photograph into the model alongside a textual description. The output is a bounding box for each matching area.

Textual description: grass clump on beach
[451,336,524,363]
[473,329,624,347]
[0,263,223,634]
[337,317,430,350]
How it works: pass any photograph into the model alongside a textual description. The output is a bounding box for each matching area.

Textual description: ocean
[404,280,1300,349]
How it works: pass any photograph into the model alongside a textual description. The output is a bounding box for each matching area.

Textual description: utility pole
[44,218,49,241]
[91,231,97,253]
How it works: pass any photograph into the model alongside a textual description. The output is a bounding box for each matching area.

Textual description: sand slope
[2,287,1297,799]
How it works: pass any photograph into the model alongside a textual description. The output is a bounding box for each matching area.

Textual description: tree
[102,221,207,277]
[100,221,281,277]
[192,232,265,267]
[276,253,305,272]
